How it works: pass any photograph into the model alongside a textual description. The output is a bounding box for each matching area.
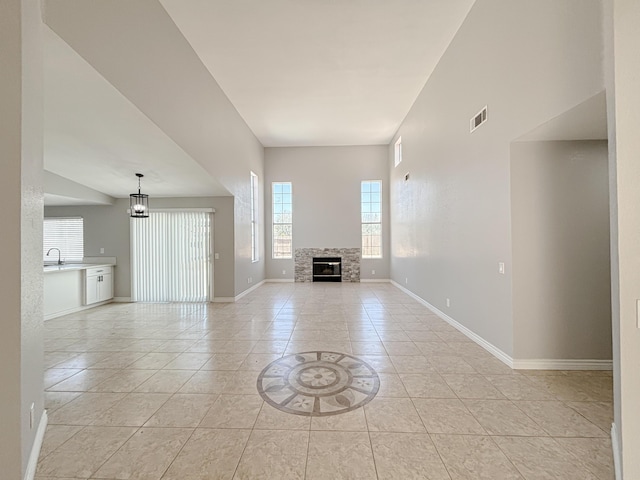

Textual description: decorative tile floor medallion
[257,351,380,416]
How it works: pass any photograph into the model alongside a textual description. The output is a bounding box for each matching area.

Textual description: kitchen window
[43,217,84,263]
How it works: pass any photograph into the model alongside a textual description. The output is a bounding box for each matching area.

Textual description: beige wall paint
[0,0,44,478]
[44,0,265,298]
[602,0,622,475]
[511,140,611,361]
[46,197,236,299]
[389,0,604,357]
[0,3,24,476]
[264,146,390,280]
[20,0,45,474]
[609,0,640,476]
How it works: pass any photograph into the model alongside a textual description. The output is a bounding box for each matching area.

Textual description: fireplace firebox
[312,257,342,282]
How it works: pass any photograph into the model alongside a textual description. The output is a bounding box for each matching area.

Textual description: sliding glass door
[131,210,212,302]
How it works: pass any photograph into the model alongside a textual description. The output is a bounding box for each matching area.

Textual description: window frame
[272,181,293,259]
[361,180,383,259]
[250,171,259,263]
[394,136,402,167]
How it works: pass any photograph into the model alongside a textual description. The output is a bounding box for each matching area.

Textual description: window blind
[43,217,84,263]
[131,211,212,302]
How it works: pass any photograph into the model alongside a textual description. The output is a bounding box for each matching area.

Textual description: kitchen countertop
[43,263,114,273]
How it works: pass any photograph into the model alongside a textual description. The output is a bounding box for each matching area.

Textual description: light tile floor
[37,283,614,479]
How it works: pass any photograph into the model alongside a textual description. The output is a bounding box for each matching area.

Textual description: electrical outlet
[446,298,451,308]
[214,253,220,260]
[247,277,251,284]
[30,403,34,429]
[282,270,286,275]
[498,262,505,274]
[372,269,375,275]
[405,278,408,285]
[100,247,105,254]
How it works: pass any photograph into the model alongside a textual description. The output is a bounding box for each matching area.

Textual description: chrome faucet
[46,248,63,265]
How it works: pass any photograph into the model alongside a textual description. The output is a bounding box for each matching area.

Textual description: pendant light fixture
[130,173,149,218]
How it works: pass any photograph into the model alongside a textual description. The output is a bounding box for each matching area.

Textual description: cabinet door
[99,273,114,302]
[85,275,99,305]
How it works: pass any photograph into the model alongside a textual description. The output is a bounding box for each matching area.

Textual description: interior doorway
[510,91,611,365]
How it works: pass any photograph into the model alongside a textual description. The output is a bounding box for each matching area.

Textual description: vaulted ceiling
[43,0,476,202]
[159,0,476,146]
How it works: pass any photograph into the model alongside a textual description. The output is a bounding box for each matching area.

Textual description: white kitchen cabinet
[85,266,114,305]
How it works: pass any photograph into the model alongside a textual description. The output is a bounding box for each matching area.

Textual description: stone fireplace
[294,248,360,282]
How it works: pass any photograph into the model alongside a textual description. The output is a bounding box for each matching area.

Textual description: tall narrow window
[361,180,382,258]
[43,217,84,263]
[272,182,292,259]
[394,136,402,167]
[250,171,259,262]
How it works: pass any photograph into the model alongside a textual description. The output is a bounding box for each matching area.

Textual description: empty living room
[2,0,639,479]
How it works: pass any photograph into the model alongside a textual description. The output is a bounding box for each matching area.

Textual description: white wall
[0,0,44,478]
[264,146,390,280]
[389,0,604,357]
[44,0,265,297]
[511,140,611,361]
[46,197,236,299]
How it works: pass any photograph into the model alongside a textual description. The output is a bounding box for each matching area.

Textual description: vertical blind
[43,217,84,262]
[131,211,212,302]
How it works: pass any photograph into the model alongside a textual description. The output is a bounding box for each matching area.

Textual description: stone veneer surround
[295,248,361,282]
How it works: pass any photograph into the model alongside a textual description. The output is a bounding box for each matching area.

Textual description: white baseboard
[44,299,114,321]
[360,278,391,283]
[24,410,48,480]
[234,280,265,301]
[611,422,622,480]
[390,280,613,371]
[265,279,295,283]
[113,297,131,303]
[213,280,267,303]
[512,359,613,370]
[391,281,513,367]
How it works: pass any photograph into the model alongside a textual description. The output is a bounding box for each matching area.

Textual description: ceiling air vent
[470,106,488,133]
